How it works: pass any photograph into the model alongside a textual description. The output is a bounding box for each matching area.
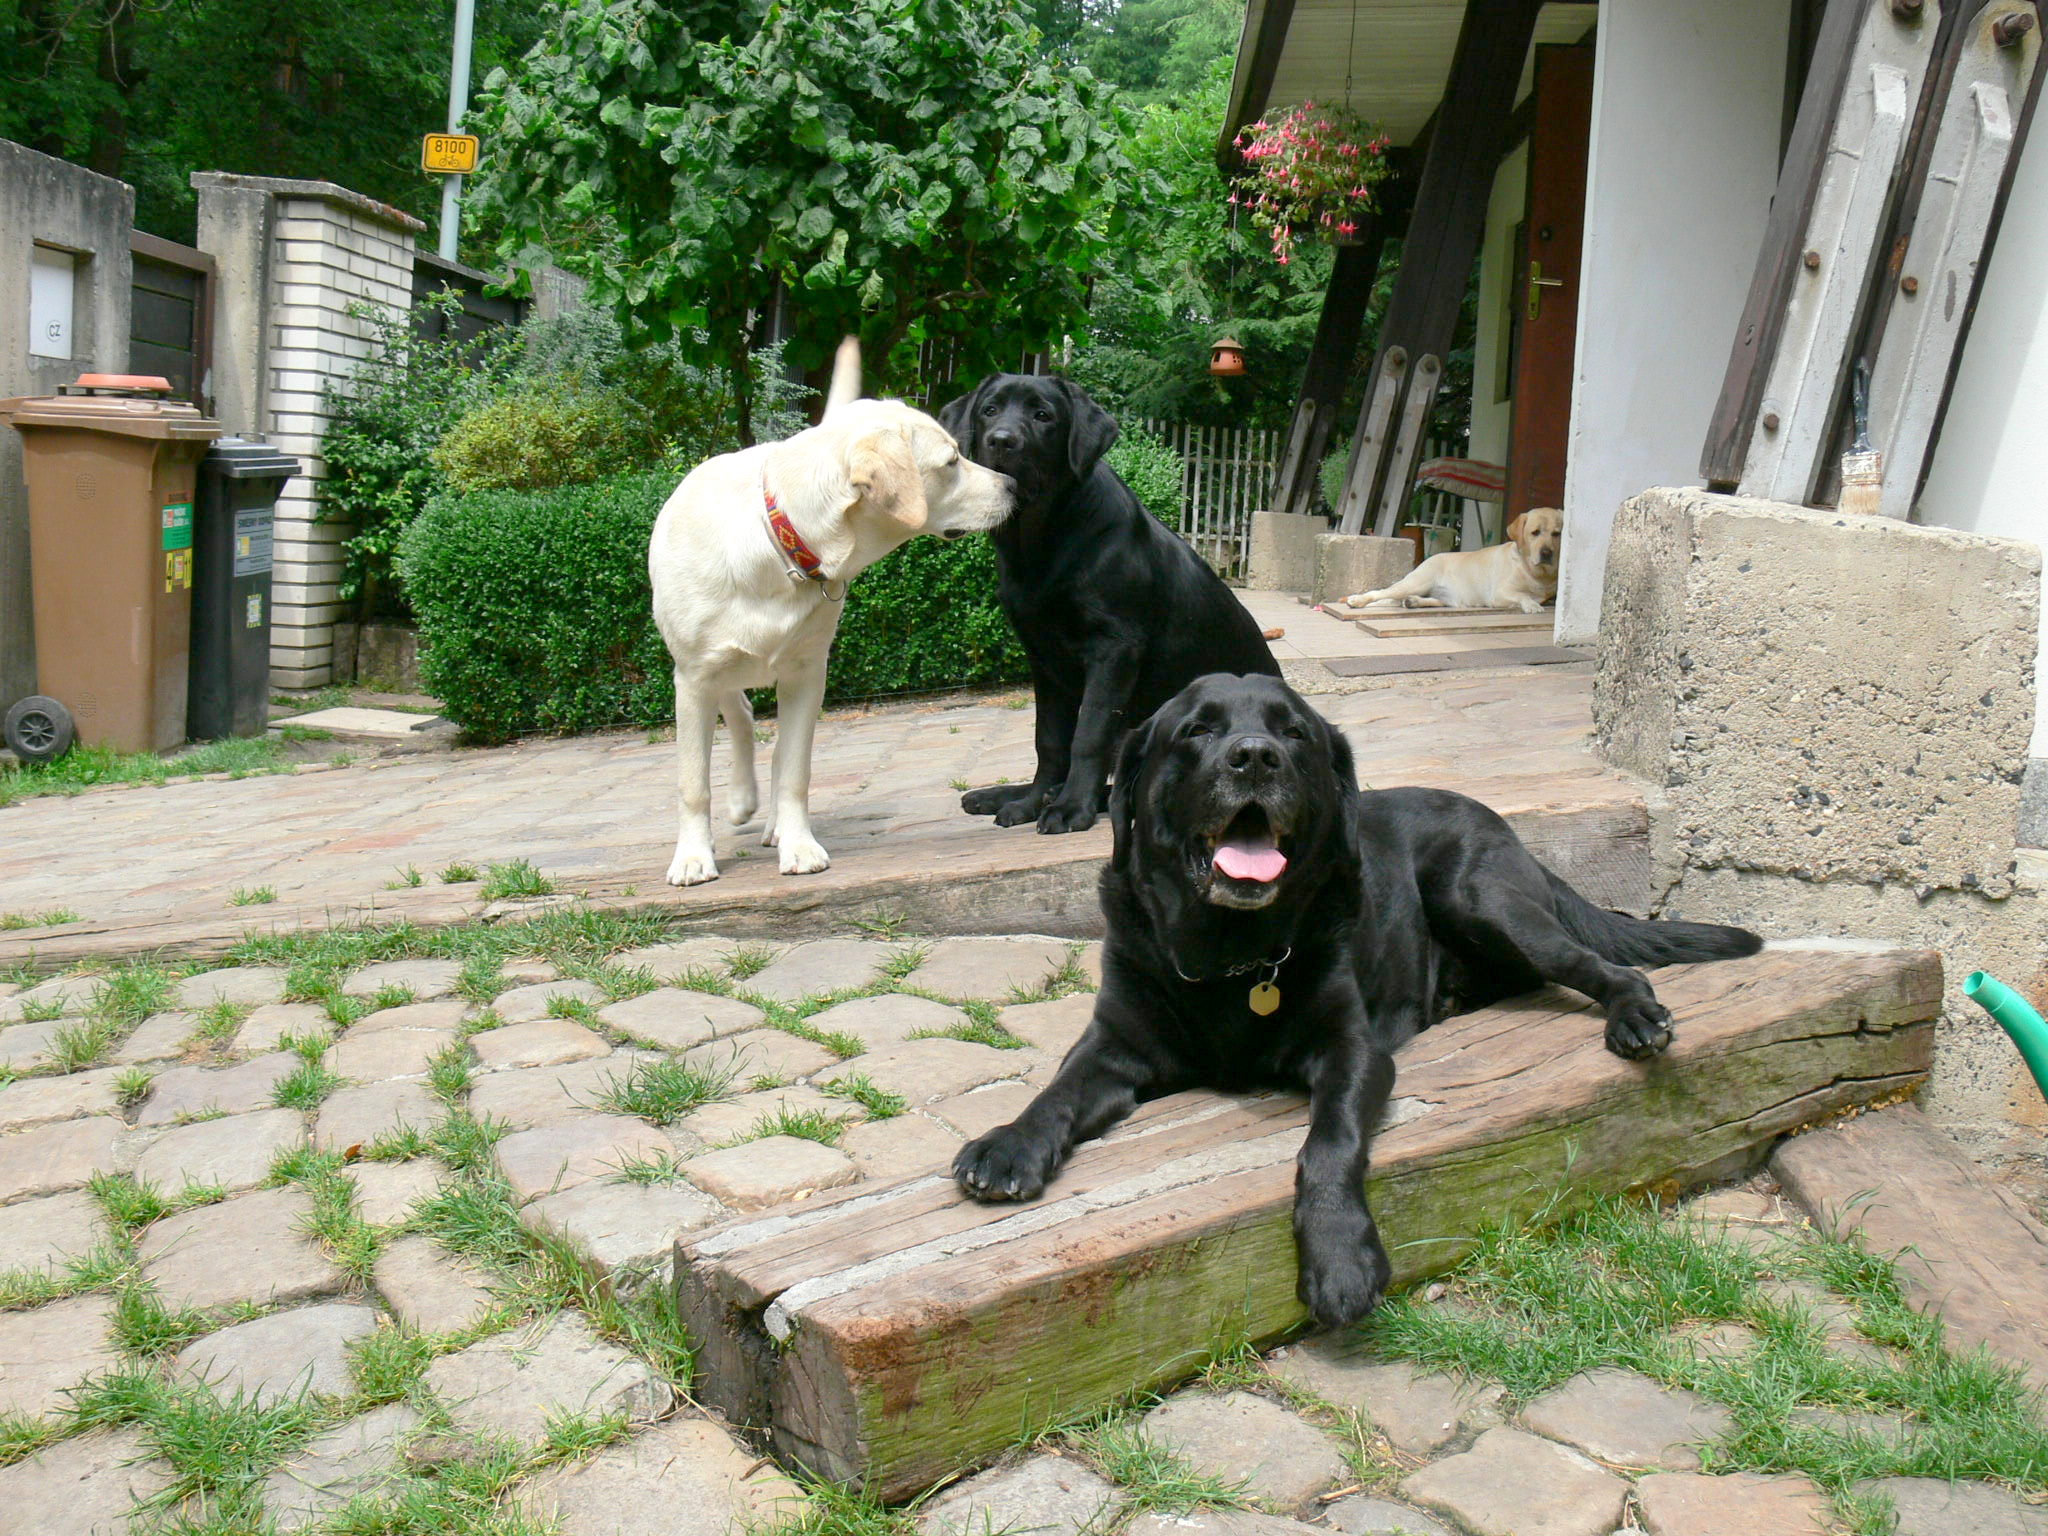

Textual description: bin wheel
[4,696,75,765]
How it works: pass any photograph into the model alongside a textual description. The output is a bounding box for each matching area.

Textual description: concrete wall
[1913,125,2048,840]
[1554,0,1789,644]
[0,141,135,709]
[192,174,422,689]
[1595,486,2048,1166]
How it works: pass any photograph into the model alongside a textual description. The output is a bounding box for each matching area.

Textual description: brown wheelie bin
[0,375,222,755]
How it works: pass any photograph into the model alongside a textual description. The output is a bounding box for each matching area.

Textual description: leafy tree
[1066,63,1345,429]
[470,0,1134,436]
[1,0,542,240]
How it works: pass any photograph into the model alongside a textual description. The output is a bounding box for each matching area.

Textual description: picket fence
[1138,419,1282,579]
[1137,422,1472,577]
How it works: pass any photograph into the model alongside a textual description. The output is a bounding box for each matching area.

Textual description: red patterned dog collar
[765,489,826,579]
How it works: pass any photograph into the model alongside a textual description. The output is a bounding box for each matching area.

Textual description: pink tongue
[1214,842,1288,883]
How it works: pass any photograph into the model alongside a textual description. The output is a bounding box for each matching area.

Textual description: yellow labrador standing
[650,342,1013,886]
[1347,507,1562,613]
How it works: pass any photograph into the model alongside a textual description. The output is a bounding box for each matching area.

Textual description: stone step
[674,945,1942,1499]
[1771,1104,2048,1403]
[0,766,1650,971]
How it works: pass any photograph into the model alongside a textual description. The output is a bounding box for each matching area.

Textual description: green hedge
[829,537,1026,699]
[400,473,1028,742]
[399,474,676,744]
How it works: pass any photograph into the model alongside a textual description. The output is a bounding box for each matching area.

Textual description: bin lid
[0,379,221,442]
[204,436,302,479]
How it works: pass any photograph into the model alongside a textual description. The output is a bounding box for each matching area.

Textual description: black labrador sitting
[953,673,1762,1326]
[938,374,1280,835]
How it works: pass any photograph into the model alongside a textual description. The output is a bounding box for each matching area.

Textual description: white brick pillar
[192,174,423,689]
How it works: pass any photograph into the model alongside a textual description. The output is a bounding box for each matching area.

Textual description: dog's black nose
[986,427,1020,454]
[1226,735,1283,774]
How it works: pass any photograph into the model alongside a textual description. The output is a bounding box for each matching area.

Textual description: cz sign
[422,133,480,174]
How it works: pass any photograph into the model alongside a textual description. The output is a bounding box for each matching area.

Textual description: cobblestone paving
[5,935,2041,1534]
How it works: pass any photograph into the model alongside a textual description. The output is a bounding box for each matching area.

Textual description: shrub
[1105,425,1185,528]
[399,473,675,743]
[433,381,659,492]
[828,537,1026,700]
[320,292,518,619]
[401,473,1026,742]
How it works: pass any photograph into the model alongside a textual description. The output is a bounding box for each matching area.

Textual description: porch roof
[1221,0,1598,157]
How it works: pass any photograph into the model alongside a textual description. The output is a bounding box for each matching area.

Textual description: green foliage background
[471,0,1134,419]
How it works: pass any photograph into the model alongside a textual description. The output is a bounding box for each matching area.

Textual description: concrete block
[1246,510,1325,591]
[1594,487,2039,894]
[1314,534,1414,605]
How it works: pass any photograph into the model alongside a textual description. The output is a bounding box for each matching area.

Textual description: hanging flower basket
[1231,101,1393,266]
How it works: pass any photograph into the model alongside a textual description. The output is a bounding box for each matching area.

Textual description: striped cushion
[1416,456,1507,501]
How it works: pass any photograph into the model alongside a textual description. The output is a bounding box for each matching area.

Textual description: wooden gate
[129,233,214,408]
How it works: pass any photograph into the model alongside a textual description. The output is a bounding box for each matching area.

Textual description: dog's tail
[1542,869,1762,966]
[824,335,862,417]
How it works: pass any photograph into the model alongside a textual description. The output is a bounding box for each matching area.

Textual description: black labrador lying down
[939,374,1280,835]
[953,673,1762,1327]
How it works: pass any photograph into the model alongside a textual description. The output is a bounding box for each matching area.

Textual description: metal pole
[437,0,477,262]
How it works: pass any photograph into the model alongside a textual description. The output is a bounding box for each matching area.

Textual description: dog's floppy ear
[1107,707,1166,866]
[1058,378,1120,482]
[937,381,987,456]
[847,428,927,532]
[1505,512,1528,550]
[1321,712,1359,793]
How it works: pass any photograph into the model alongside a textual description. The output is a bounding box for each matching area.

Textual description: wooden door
[129,232,213,409]
[1505,43,1595,516]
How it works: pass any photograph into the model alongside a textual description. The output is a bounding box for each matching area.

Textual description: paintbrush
[1839,359,1883,517]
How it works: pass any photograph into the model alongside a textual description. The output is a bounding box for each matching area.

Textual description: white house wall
[1468,142,1527,473]
[1914,125,2048,793]
[1555,0,1790,644]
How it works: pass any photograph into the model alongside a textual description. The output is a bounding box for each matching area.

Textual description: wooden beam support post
[1335,0,1542,536]
[1269,232,1389,519]
[676,946,1940,1499]
[1700,0,1935,495]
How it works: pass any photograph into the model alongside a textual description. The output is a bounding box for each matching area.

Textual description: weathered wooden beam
[1269,234,1389,520]
[1700,0,1884,490]
[675,946,1940,1499]
[1337,0,1544,535]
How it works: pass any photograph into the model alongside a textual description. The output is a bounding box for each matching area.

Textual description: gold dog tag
[1248,981,1281,1016]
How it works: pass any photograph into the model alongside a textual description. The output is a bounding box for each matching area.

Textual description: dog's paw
[1036,799,1098,835]
[1604,997,1674,1060]
[1296,1228,1392,1328]
[778,836,830,876]
[1518,598,1547,614]
[962,784,1029,816]
[665,846,719,887]
[994,794,1049,827]
[727,788,759,826]
[954,1125,1059,1202]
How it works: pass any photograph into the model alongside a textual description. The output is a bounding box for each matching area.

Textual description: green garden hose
[1964,971,2048,1105]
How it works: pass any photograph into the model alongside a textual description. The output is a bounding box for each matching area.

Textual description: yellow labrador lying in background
[651,341,1013,886]
[1348,507,1563,614]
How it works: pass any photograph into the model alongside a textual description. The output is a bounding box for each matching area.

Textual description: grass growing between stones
[595,1058,733,1125]
[737,1106,854,1148]
[1351,1192,2048,1525]
[272,1146,385,1281]
[1056,1411,1259,1517]
[0,735,293,807]
[822,1073,906,1119]
[409,1113,697,1390]
[69,1368,325,1530]
[478,859,554,901]
[0,908,79,930]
